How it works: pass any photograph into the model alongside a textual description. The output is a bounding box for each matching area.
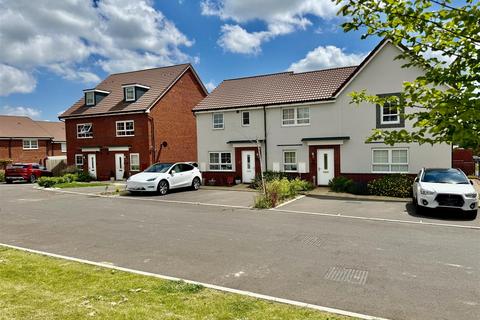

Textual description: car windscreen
[144,163,173,173]
[421,169,469,184]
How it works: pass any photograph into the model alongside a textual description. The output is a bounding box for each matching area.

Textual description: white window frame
[212,113,224,129]
[380,103,400,125]
[85,91,95,106]
[77,123,93,139]
[130,153,140,171]
[75,154,84,168]
[22,139,38,150]
[241,111,250,127]
[116,120,135,137]
[282,107,310,126]
[208,151,233,171]
[61,142,67,153]
[125,86,135,102]
[372,148,409,173]
[283,150,298,172]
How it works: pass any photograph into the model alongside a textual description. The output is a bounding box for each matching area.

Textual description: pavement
[0,183,479,320]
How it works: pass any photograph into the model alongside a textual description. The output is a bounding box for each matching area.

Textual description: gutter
[263,106,268,170]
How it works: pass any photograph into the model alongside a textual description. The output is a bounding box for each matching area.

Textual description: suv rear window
[422,169,469,184]
[11,164,30,168]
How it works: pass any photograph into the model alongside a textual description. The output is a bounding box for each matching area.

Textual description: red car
[5,163,52,184]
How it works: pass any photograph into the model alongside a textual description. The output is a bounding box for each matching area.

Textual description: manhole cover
[324,266,368,285]
[292,235,324,247]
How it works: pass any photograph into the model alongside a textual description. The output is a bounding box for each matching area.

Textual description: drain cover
[292,235,324,247]
[324,266,368,285]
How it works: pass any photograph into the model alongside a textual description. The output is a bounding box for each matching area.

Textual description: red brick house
[0,115,66,165]
[59,64,207,180]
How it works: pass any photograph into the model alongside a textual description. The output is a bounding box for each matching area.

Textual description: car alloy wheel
[192,177,200,190]
[158,180,168,195]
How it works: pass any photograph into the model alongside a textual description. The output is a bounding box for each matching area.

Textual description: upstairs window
[116,120,135,136]
[125,86,135,101]
[85,91,95,106]
[282,107,310,126]
[241,111,250,126]
[77,123,93,138]
[376,93,404,128]
[213,113,224,129]
[23,139,38,150]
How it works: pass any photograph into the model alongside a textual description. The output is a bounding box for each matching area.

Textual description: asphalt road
[0,183,479,320]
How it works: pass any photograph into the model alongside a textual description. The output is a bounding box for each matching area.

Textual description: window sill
[212,127,224,130]
[281,123,310,127]
[77,136,93,139]
[116,135,135,137]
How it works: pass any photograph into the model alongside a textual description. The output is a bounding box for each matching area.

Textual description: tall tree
[336,0,479,147]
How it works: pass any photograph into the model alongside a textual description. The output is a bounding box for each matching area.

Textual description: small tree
[336,0,479,148]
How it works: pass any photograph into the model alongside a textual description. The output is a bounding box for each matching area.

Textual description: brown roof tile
[193,66,357,111]
[35,121,66,142]
[0,116,52,139]
[59,64,192,119]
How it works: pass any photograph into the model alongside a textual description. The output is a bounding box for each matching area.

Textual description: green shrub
[0,170,4,183]
[0,159,12,170]
[254,177,313,208]
[367,174,414,198]
[38,177,58,188]
[62,173,78,183]
[328,176,353,192]
[76,171,93,182]
[60,165,80,175]
[250,171,290,189]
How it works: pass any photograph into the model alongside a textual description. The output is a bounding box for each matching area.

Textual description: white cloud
[201,0,339,53]
[0,64,37,96]
[1,105,42,119]
[0,0,193,94]
[289,46,366,72]
[205,81,217,92]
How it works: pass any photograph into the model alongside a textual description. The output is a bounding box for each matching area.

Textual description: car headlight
[146,177,157,182]
[420,189,435,195]
[465,193,478,199]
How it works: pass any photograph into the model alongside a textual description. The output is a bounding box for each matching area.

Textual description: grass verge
[54,182,109,189]
[0,247,354,320]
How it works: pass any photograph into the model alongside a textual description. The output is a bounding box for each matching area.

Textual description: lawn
[0,247,353,320]
[54,182,109,189]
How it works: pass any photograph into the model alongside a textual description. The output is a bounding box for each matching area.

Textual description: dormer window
[85,92,95,106]
[83,89,110,107]
[122,83,150,102]
[125,86,135,101]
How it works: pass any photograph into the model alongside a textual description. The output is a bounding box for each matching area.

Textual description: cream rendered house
[193,39,451,185]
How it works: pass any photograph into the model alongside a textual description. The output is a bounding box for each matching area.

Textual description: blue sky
[0,0,378,121]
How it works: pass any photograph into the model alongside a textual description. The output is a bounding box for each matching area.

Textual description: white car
[126,162,202,195]
[412,168,478,218]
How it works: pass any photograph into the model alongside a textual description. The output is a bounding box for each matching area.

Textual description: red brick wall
[65,113,150,180]
[0,139,50,164]
[50,142,66,157]
[148,69,206,163]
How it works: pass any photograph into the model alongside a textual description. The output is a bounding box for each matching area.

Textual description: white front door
[242,150,255,183]
[115,153,125,180]
[317,149,334,185]
[87,154,97,179]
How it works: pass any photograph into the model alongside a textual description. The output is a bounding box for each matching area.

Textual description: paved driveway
[0,184,479,320]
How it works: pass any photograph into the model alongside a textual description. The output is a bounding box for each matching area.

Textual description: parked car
[126,162,202,195]
[412,168,478,218]
[5,163,52,184]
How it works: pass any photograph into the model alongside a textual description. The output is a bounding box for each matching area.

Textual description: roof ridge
[107,63,191,76]
[223,71,294,82]
[291,65,358,75]
[0,114,31,118]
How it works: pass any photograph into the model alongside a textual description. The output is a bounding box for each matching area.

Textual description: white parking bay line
[272,208,480,230]
[273,195,305,209]
[0,243,390,320]
[37,187,253,210]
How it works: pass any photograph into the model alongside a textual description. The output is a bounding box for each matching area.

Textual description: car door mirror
[470,180,474,185]
[170,170,176,175]
[414,177,419,183]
